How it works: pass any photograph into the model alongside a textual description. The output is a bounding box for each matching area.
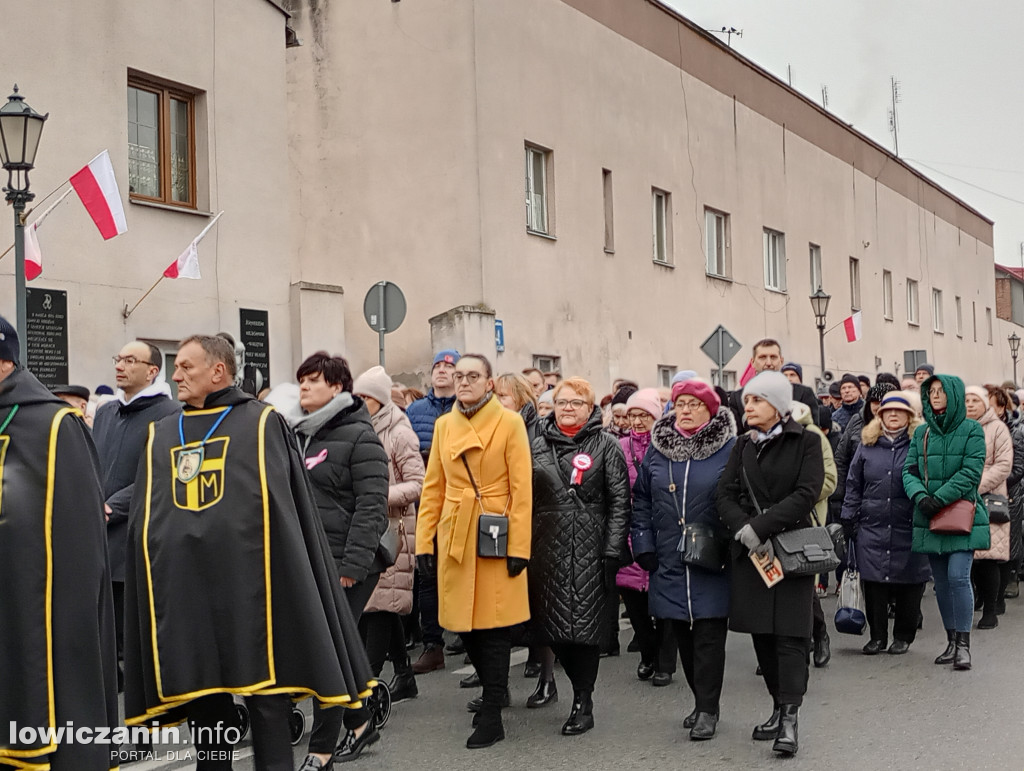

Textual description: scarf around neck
[457,391,492,420]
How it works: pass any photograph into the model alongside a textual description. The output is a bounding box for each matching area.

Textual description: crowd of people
[3,315,1022,771]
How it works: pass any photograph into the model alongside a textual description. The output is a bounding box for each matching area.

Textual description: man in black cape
[0,316,119,771]
[124,335,375,770]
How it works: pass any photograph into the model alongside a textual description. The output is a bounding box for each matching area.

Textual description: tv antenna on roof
[887,76,902,156]
[708,26,743,46]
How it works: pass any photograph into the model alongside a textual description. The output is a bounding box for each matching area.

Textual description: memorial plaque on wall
[239,308,270,387]
[26,288,69,387]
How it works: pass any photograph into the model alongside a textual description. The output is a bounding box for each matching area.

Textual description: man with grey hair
[123,334,375,770]
[93,339,180,691]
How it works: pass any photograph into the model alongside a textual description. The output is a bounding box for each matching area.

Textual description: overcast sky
[664,0,1024,268]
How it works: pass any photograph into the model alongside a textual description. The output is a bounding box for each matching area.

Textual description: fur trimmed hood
[861,414,923,446]
[650,407,736,462]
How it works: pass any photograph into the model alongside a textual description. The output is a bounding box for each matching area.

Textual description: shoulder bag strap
[461,454,482,503]
[741,466,765,517]
[922,428,930,487]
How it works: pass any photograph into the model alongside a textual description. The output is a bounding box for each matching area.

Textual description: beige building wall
[286,0,1011,389]
[1,0,291,391]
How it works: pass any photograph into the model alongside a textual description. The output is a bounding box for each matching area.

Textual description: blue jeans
[928,551,975,633]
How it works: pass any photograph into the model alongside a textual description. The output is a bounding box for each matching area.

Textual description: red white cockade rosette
[570,453,593,485]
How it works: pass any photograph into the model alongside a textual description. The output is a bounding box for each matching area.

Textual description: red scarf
[559,422,584,438]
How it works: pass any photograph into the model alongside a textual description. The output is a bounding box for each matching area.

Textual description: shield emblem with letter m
[171,437,229,511]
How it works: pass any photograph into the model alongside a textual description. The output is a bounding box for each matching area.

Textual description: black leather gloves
[416,554,436,581]
[507,557,529,577]
[635,552,658,573]
[918,496,943,517]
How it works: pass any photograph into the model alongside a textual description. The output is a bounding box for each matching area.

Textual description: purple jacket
[617,431,652,591]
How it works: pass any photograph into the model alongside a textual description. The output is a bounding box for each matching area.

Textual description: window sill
[652,259,675,269]
[130,198,215,217]
[527,228,556,241]
[706,272,732,283]
[764,287,788,295]
[604,248,615,255]
[883,315,893,322]
[933,330,944,336]
[908,321,920,327]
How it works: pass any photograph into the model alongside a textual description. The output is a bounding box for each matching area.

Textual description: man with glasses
[727,339,820,430]
[92,341,180,690]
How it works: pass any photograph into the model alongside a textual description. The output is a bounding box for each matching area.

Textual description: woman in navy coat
[631,379,735,741]
[841,391,930,655]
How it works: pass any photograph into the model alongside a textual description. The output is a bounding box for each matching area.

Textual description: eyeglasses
[555,399,588,409]
[674,399,707,412]
[928,387,945,396]
[452,372,483,383]
[627,411,654,422]
[113,355,157,367]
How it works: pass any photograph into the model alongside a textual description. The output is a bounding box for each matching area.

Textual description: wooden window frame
[128,74,197,209]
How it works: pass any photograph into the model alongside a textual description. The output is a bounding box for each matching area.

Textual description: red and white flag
[739,361,757,387]
[843,311,863,342]
[69,150,127,240]
[24,222,42,280]
[163,211,223,280]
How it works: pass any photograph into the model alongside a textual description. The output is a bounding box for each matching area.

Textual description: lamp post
[1009,332,1021,388]
[0,85,48,365]
[810,288,831,386]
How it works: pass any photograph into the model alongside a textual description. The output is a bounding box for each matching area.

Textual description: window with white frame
[849,257,861,311]
[533,354,561,373]
[602,169,614,252]
[763,229,786,291]
[809,244,822,292]
[705,208,729,277]
[652,188,672,264]
[711,370,737,390]
[525,144,550,235]
[987,307,993,344]
[955,296,963,337]
[932,288,943,333]
[973,302,978,342]
[907,279,919,325]
[658,365,677,388]
[882,270,893,320]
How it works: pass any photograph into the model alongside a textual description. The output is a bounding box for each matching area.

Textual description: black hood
[0,368,66,409]
[189,386,254,411]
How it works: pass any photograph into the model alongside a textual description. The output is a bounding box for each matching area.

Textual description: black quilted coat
[529,407,632,646]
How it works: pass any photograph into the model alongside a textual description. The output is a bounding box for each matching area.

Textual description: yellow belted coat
[415,396,532,632]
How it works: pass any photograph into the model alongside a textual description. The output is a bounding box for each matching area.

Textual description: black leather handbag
[670,460,728,572]
[984,493,1010,525]
[741,467,840,578]
[462,455,508,558]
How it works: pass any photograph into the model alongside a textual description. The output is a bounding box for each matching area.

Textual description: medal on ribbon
[176,447,204,483]
[570,453,593,485]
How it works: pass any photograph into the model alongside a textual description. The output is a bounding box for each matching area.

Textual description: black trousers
[620,588,657,664]
[862,581,926,644]
[812,594,827,642]
[463,627,512,725]
[972,559,1001,615]
[112,580,125,660]
[550,643,601,693]
[750,634,810,708]
[188,693,292,771]
[672,618,728,715]
[600,589,621,652]
[360,611,409,677]
[308,575,379,754]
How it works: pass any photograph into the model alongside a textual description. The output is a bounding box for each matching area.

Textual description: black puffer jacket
[293,393,389,582]
[529,407,631,646]
[1007,420,1024,564]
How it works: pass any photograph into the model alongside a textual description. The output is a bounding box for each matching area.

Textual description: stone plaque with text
[26,288,69,387]
[239,308,270,387]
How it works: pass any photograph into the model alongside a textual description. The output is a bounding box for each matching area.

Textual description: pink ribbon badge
[305,448,328,470]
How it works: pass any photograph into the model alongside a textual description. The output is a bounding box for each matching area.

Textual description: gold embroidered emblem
[171,437,229,511]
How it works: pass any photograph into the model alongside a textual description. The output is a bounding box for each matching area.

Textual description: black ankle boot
[561,691,594,736]
[388,669,418,703]
[954,631,972,670]
[526,678,558,709]
[772,705,799,756]
[752,705,781,741]
[466,709,504,749]
[934,630,956,665]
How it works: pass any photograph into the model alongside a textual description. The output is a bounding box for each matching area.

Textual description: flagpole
[0,185,73,263]
[121,211,224,319]
[122,274,167,319]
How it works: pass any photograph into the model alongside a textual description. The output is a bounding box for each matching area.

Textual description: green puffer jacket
[902,374,990,554]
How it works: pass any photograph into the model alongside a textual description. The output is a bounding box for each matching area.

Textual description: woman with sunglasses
[530,377,631,736]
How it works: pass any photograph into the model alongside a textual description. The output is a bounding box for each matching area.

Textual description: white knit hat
[353,365,393,407]
[742,370,793,419]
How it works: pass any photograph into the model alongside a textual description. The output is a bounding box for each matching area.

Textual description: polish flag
[69,150,128,240]
[844,311,863,342]
[24,222,42,280]
[739,361,757,386]
[164,240,201,279]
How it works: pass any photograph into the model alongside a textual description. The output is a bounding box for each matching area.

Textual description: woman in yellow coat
[416,353,533,750]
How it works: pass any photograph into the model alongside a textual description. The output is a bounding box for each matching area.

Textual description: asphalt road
[123,590,1024,771]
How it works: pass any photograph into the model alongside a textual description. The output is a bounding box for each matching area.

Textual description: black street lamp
[810,288,831,385]
[1009,332,1021,388]
[0,85,48,365]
